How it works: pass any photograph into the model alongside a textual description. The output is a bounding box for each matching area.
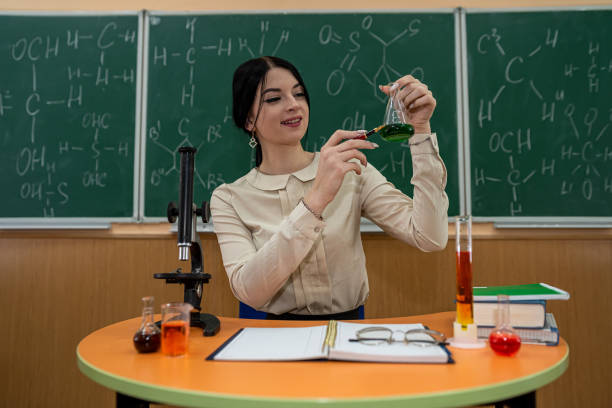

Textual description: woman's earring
[249,131,258,148]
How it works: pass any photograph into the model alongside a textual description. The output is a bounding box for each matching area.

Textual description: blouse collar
[246,153,319,191]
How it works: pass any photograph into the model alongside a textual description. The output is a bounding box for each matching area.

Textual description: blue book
[478,313,560,346]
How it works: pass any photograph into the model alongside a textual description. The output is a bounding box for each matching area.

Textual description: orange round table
[77,311,568,407]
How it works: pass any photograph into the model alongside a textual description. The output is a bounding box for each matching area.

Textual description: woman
[210,56,448,320]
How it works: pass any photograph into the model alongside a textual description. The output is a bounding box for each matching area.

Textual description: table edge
[76,342,569,408]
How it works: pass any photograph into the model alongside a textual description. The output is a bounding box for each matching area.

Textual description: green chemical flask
[378,83,414,142]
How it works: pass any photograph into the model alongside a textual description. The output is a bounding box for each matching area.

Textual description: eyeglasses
[349,327,448,347]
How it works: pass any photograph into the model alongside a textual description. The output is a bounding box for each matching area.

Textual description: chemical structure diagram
[2,23,136,216]
[318,15,424,103]
[147,118,226,192]
[316,15,424,175]
[147,17,289,193]
[472,26,611,215]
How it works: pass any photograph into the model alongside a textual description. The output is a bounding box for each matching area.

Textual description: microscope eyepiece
[177,147,197,259]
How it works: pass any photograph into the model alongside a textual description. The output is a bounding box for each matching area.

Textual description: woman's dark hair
[232,56,310,167]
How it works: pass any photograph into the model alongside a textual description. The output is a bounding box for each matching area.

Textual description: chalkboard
[465,9,612,219]
[0,13,140,221]
[143,11,461,218]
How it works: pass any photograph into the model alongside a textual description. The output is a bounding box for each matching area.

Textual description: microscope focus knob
[196,201,211,223]
[167,202,179,223]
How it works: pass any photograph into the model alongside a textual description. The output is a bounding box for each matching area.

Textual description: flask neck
[496,295,512,329]
[385,82,408,124]
[142,306,155,319]
[139,296,156,325]
[140,306,157,328]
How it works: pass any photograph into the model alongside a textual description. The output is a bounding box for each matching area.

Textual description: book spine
[474,300,546,329]
[477,313,559,346]
[322,320,337,355]
[207,328,245,360]
[477,328,558,345]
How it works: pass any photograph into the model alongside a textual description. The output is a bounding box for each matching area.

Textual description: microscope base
[191,312,221,337]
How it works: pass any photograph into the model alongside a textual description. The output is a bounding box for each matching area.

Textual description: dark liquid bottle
[133,296,161,353]
[377,123,415,142]
[133,331,161,353]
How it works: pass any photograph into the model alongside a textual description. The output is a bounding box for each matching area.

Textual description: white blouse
[210,133,449,315]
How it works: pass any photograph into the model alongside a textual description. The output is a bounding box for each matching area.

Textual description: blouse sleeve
[210,185,325,309]
[360,133,449,252]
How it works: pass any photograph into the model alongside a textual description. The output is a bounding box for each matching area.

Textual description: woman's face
[247,67,309,148]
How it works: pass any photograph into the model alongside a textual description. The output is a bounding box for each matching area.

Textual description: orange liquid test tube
[455,215,474,328]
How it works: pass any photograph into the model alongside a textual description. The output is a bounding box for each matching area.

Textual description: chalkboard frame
[139,8,466,228]
[0,10,144,229]
[461,6,612,226]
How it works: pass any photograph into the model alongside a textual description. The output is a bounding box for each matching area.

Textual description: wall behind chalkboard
[0,12,141,220]
[142,11,461,218]
[465,9,612,219]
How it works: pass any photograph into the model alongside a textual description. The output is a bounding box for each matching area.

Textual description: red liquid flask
[133,296,161,353]
[489,331,522,356]
[488,294,521,356]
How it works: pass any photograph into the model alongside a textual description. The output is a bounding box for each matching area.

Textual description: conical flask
[133,296,161,353]
[377,83,415,142]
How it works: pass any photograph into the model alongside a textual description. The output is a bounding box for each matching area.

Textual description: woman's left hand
[379,75,436,134]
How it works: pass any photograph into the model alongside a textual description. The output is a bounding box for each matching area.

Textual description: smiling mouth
[281,117,302,126]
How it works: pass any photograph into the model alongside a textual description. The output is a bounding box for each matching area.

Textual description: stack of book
[473,283,570,346]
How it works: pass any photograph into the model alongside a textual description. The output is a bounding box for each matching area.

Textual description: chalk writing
[143,12,459,217]
[319,15,425,102]
[0,15,138,218]
[468,10,612,216]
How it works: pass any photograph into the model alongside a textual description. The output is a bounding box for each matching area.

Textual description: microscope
[154,146,220,336]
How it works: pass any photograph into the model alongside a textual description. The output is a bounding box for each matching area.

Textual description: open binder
[207,321,453,363]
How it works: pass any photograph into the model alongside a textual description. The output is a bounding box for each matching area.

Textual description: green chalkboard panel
[466,9,612,218]
[143,11,460,218]
[0,13,140,219]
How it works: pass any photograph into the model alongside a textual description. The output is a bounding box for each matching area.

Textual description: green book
[473,283,570,301]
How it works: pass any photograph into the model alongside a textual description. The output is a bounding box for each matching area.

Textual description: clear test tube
[455,215,474,328]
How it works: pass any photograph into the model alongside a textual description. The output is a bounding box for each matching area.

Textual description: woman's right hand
[304,130,378,215]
